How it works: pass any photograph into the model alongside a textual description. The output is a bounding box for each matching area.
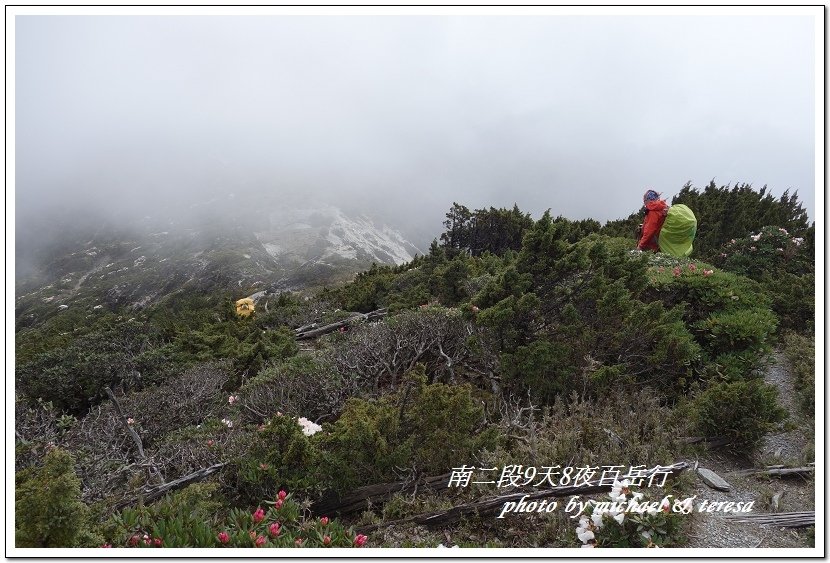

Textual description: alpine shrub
[691,379,787,452]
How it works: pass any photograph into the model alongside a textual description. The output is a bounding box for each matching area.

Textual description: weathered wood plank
[727,511,814,528]
[295,309,388,340]
[355,462,690,534]
[697,467,732,491]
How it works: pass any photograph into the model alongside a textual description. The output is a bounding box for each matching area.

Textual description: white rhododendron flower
[577,529,595,543]
[610,479,630,502]
[297,416,323,436]
[221,418,233,428]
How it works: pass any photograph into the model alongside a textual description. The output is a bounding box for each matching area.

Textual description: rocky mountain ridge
[15,202,422,327]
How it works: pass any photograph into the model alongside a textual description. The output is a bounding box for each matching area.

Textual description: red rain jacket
[638,199,669,251]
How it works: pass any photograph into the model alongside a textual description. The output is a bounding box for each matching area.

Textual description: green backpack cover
[658,204,697,257]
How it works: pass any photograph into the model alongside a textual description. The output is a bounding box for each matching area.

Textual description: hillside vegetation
[14,182,815,549]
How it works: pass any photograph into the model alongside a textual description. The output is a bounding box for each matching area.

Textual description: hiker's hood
[645,199,669,213]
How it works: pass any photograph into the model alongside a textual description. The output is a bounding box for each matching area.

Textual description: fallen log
[294,309,388,340]
[112,463,227,511]
[311,472,451,516]
[730,466,814,479]
[726,511,814,528]
[355,461,690,534]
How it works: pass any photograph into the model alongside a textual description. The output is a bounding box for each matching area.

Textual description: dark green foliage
[433,257,471,305]
[15,448,95,547]
[481,221,700,401]
[715,226,812,280]
[691,379,787,451]
[230,413,323,503]
[695,308,777,363]
[440,203,534,256]
[16,320,178,415]
[318,366,500,491]
[103,483,224,548]
[711,225,814,334]
[761,272,814,334]
[105,488,364,548]
[336,263,398,312]
[670,181,812,260]
[646,262,777,380]
[782,331,815,417]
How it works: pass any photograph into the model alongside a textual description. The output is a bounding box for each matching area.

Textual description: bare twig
[105,387,165,485]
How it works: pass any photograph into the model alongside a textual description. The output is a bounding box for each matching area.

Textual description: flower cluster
[718,225,811,280]
[574,480,678,548]
[297,417,322,437]
[113,489,368,548]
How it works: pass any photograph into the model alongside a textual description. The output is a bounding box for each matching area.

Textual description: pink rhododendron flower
[218,532,230,545]
[153,538,163,547]
[228,395,238,405]
[320,516,329,526]
[100,544,112,548]
[127,418,135,425]
[703,269,713,276]
[253,507,265,523]
[207,439,215,447]
[128,535,140,547]
[269,522,281,537]
[275,498,284,509]
[259,463,269,471]
[323,535,332,546]
[295,538,304,547]
[672,267,681,277]
[255,535,266,548]
[278,490,288,500]
[354,534,368,547]
[688,263,696,271]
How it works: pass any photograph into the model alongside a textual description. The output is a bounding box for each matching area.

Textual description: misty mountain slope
[15,204,422,328]
[255,205,420,267]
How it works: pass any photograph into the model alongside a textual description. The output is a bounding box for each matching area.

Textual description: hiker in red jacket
[637,189,669,251]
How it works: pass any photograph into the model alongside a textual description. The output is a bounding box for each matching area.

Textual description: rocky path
[684,353,815,549]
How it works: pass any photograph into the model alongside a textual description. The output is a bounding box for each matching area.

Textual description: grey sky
[15,14,817,242]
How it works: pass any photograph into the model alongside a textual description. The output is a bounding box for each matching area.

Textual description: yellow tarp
[658,204,697,257]
[235,298,255,317]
